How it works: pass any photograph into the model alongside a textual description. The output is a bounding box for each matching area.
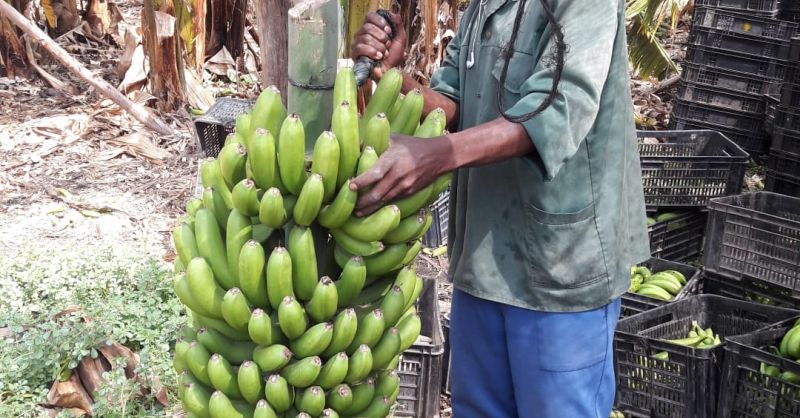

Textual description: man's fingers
[353,34,388,58]
[361,23,390,43]
[365,12,391,34]
[356,170,397,210]
[351,162,388,191]
[355,202,384,217]
[351,43,383,61]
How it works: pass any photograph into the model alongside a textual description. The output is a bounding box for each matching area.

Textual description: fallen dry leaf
[106,132,170,163]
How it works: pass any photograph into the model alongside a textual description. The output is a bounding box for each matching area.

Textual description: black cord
[497,0,567,123]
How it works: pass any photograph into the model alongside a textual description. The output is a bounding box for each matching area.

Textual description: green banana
[252,344,293,373]
[393,267,417,309]
[352,395,391,418]
[661,270,687,285]
[375,370,399,398]
[356,146,379,176]
[780,325,800,357]
[388,93,404,122]
[341,205,401,242]
[362,242,408,276]
[400,239,423,266]
[322,308,359,358]
[208,353,243,399]
[204,186,232,229]
[266,247,294,309]
[326,384,353,413]
[200,159,233,209]
[174,256,186,273]
[248,309,274,345]
[281,356,323,388]
[393,184,434,218]
[636,284,673,301]
[403,274,424,312]
[311,130,341,202]
[197,327,256,365]
[306,276,338,323]
[642,278,682,296]
[345,344,373,384]
[290,322,334,358]
[235,113,252,147]
[340,377,375,415]
[397,313,422,352]
[334,67,357,108]
[219,143,248,188]
[293,174,325,226]
[414,107,447,138]
[348,309,386,353]
[386,354,400,370]
[278,296,307,340]
[321,408,340,418]
[277,113,307,195]
[295,386,325,416]
[390,88,424,135]
[173,222,201,266]
[331,229,384,257]
[249,128,278,190]
[335,256,367,307]
[232,179,261,217]
[265,374,293,413]
[332,100,361,188]
[352,275,395,306]
[221,288,252,332]
[226,210,253,284]
[182,382,213,418]
[315,352,349,389]
[194,208,235,289]
[383,211,428,244]
[238,240,270,309]
[254,400,279,418]
[174,273,213,317]
[186,257,226,319]
[194,311,252,341]
[363,113,390,156]
[187,197,203,216]
[185,341,213,386]
[174,338,191,373]
[209,390,254,418]
[665,334,706,347]
[287,226,318,301]
[380,286,407,327]
[237,361,262,405]
[371,327,401,371]
[250,86,286,140]
[259,187,287,229]
[318,180,358,229]
[361,68,402,132]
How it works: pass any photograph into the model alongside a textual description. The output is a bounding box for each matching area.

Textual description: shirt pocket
[523,201,609,289]
[491,49,536,96]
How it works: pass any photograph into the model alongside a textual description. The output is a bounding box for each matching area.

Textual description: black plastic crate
[193,98,255,158]
[689,27,793,61]
[766,169,800,197]
[718,318,800,418]
[693,7,796,40]
[637,130,749,209]
[771,125,800,156]
[421,190,449,249]
[780,82,800,107]
[766,95,779,135]
[670,115,770,156]
[681,63,781,96]
[694,0,779,13]
[704,192,800,291]
[621,258,702,319]
[676,81,768,113]
[685,44,788,79]
[672,99,767,132]
[441,312,450,397]
[768,148,800,176]
[395,277,444,418]
[614,295,799,418]
[703,270,800,309]
[648,210,708,261]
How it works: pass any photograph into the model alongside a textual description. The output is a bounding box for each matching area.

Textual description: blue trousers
[449,289,621,418]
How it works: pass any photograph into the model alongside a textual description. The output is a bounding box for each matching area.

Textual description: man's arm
[399,74,459,129]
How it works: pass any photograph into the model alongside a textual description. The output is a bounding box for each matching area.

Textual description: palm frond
[628,16,678,80]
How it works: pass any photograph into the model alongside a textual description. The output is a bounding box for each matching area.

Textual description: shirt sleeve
[429,28,463,102]
[505,0,620,180]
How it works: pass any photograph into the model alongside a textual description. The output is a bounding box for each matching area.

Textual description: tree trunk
[191,0,206,70]
[83,0,117,37]
[0,15,26,78]
[206,0,227,58]
[142,0,185,112]
[287,0,341,150]
[255,0,291,97]
[225,0,247,59]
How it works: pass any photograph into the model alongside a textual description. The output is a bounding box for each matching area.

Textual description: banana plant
[626,0,690,80]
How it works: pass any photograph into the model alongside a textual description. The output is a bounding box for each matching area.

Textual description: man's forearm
[399,73,459,130]
[441,117,535,173]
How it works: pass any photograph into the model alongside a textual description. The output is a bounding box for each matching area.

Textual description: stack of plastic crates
[766,38,800,196]
[780,0,800,22]
[671,2,798,156]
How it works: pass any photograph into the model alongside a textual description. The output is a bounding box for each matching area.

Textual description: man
[350,0,650,416]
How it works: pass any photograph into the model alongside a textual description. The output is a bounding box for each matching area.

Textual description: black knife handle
[353,9,397,87]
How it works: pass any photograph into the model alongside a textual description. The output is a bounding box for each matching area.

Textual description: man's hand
[351,12,407,79]
[350,134,452,216]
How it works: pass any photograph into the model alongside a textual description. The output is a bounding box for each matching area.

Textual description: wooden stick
[0,0,172,135]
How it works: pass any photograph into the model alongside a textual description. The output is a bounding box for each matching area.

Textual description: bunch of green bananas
[665,321,722,349]
[760,318,800,384]
[609,409,625,418]
[171,67,450,418]
[628,265,687,301]
[645,211,682,226]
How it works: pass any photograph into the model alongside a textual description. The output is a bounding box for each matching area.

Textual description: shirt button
[476,92,481,98]
[484,30,492,40]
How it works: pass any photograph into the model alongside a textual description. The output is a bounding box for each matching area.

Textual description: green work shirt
[429,0,651,312]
